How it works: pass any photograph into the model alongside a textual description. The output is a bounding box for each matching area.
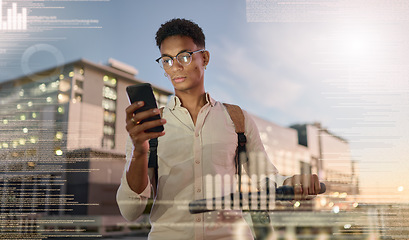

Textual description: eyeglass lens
[161,52,191,69]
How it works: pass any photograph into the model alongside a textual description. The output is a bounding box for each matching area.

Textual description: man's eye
[178,54,190,63]
[180,56,189,63]
[162,58,172,65]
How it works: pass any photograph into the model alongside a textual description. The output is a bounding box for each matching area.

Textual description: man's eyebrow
[161,49,190,57]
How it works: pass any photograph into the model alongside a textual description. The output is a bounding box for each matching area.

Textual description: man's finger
[125,101,144,120]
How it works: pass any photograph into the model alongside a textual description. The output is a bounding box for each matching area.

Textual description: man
[117,18,321,240]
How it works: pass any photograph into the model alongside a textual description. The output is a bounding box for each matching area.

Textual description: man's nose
[171,58,184,70]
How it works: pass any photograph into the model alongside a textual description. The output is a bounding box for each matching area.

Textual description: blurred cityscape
[0,58,407,239]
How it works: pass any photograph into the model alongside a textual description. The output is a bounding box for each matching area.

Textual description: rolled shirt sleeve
[116,171,150,222]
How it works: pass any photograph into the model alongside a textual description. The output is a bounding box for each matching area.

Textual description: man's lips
[172,76,186,83]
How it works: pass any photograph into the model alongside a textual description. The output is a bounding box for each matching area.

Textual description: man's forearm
[126,150,149,194]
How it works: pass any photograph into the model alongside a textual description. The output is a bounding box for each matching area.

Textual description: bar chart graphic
[0,0,27,31]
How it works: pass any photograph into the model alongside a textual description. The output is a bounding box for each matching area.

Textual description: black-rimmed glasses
[155,49,205,69]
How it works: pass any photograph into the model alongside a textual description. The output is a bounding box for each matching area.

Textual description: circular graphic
[21,44,65,81]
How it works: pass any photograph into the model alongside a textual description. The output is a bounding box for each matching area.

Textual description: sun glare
[344,33,368,57]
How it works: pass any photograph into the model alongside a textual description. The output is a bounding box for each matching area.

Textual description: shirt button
[196,217,201,222]
[197,189,201,193]
[195,160,200,164]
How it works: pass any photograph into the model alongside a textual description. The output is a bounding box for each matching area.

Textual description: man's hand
[125,101,166,155]
[283,174,321,200]
[124,101,166,194]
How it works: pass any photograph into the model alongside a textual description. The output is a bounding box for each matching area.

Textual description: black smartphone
[126,83,164,132]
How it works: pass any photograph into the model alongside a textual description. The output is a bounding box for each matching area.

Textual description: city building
[0,58,171,238]
[289,123,360,202]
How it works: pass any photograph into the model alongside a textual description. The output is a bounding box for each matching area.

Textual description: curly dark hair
[155,18,205,49]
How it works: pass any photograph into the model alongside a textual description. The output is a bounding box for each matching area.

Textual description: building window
[71,68,83,105]
[58,94,69,104]
[103,86,117,100]
[104,111,115,123]
[74,93,82,103]
[75,80,83,91]
[101,75,117,150]
[58,79,71,92]
[103,125,114,135]
[102,137,114,149]
[103,75,117,88]
[102,99,116,111]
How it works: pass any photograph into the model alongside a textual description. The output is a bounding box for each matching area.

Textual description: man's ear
[202,50,210,67]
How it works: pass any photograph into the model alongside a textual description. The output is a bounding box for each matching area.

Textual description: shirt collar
[167,92,215,110]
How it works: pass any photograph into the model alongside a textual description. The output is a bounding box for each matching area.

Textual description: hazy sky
[1,0,408,200]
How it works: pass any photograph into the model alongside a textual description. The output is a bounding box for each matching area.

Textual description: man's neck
[176,90,207,125]
[177,91,207,110]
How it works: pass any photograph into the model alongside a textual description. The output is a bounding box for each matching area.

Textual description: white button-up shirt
[117,94,279,240]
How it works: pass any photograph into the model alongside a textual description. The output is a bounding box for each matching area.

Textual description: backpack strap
[223,103,248,195]
[223,104,272,237]
[148,138,158,198]
[148,107,164,198]
[223,103,245,133]
[223,103,248,166]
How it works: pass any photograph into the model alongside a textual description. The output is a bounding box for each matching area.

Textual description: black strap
[148,138,158,168]
[237,132,247,165]
[236,132,247,197]
[148,138,158,196]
